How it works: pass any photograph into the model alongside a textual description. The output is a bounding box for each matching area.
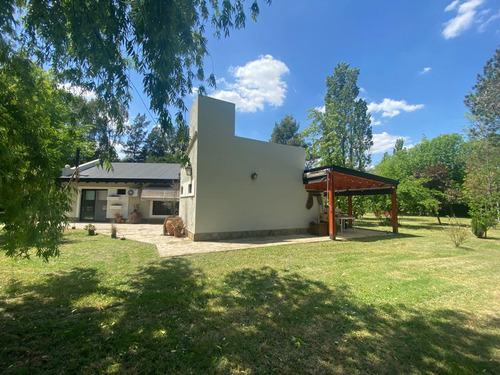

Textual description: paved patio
[71,223,392,257]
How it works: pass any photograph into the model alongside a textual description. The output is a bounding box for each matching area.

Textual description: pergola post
[391,188,398,234]
[347,195,353,228]
[328,170,336,240]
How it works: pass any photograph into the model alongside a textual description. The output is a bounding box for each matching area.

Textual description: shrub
[447,216,469,247]
[84,224,96,236]
[471,212,495,238]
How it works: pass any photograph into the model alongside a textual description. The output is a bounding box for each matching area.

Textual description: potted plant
[163,217,174,235]
[165,217,175,235]
[111,224,118,239]
[173,218,185,238]
[114,212,124,223]
[84,223,96,236]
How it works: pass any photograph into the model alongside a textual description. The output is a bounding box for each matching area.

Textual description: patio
[71,223,393,257]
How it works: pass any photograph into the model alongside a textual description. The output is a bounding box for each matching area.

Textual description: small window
[181,186,184,195]
[188,184,192,194]
[152,200,179,216]
[117,189,126,195]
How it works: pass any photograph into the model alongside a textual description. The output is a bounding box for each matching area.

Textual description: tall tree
[142,124,189,163]
[393,138,405,154]
[123,114,149,162]
[463,139,500,230]
[269,115,306,147]
[304,63,372,170]
[66,97,124,164]
[464,48,499,138]
[464,49,500,230]
[0,51,88,259]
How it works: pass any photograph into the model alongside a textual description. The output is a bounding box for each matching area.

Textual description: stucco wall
[66,183,177,222]
[180,96,319,239]
[179,102,199,235]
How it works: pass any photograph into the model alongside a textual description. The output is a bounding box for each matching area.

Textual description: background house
[60,161,180,222]
[179,96,320,240]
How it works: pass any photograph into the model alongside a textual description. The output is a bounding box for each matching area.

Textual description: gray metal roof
[61,162,180,182]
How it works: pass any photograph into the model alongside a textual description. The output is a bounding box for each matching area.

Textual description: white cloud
[190,87,199,97]
[371,118,382,126]
[314,106,326,114]
[478,10,500,32]
[445,0,460,12]
[114,142,126,160]
[420,67,432,74]
[442,0,485,39]
[371,132,412,155]
[367,98,424,118]
[212,55,289,112]
[57,82,96,101]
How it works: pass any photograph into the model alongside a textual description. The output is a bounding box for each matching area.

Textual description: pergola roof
[303,164,398,196]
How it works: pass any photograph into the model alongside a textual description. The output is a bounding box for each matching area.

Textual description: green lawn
[1,217,499,374]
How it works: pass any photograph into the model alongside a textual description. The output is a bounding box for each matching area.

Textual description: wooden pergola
[303,165,399,240]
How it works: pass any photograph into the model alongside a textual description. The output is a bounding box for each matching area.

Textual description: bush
[447,216,469,247]
[471,212,495,238]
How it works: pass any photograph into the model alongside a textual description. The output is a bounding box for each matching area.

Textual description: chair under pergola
[303,165,399,240]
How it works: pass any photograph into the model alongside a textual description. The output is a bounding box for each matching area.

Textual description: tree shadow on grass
[359,218,446,232]
[346,232,419,243]
[0,267,118,373]
[1,260,499,374]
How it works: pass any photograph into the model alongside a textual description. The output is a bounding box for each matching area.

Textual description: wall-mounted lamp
[251,172,258,180]
[185,164,192,176]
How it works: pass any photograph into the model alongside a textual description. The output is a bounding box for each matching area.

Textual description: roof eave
[57,177,179,184]
[303,164,399,186]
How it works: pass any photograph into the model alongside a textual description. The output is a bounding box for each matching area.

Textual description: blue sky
[128,0,500,164]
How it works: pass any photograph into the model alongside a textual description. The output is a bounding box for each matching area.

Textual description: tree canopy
[373,134,467,218]
[1,0,271,133]
[141,124,189,163]
[464,48,499,139]
[0,52,87,259]
[269,115,306,147]
[123,114,149,163]
[463,48,500,233]
[304,63,372,170]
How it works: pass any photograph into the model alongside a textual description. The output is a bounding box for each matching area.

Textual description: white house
[179,96,320,241]
[60,161,180,223]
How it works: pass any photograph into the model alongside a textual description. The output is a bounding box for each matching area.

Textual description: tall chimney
[75,147,81,167]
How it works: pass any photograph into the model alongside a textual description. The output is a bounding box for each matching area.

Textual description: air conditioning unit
[127,188,139,197]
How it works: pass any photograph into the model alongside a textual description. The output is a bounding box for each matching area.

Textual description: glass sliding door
[80,189,107,221]
[94,190,108,221]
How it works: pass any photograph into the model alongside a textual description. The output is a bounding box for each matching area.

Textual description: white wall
[66,184,176,221]
[180,96,319,238]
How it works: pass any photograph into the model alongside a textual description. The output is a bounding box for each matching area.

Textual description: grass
[1,217,499,374]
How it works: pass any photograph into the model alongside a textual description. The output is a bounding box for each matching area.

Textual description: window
[117,189,126,195]
[152,200,179,216]
[188,184,192,194]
